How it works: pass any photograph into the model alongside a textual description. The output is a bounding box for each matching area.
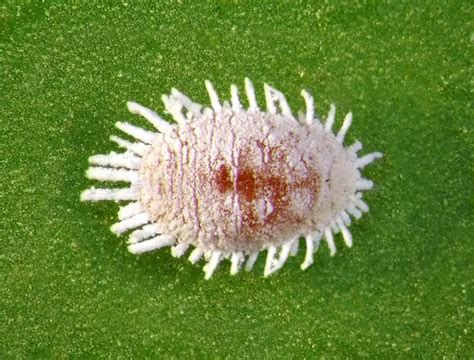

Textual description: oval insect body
[81,78,382,279]
[140,109,323,254]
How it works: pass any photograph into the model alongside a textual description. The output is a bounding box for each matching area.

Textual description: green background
[1,1,472,358]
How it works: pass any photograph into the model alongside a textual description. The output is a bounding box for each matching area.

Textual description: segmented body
[81,79,382,279]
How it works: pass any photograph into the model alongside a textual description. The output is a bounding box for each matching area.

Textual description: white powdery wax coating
[139,107,358,253]
[81,79,384,278]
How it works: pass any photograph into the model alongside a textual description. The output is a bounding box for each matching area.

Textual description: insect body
[81,79,382,279]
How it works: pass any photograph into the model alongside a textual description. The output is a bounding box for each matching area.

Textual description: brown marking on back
[263,174,289,225]
[215,164,233,193]
[236,168,256,202]
[212,140,321,239]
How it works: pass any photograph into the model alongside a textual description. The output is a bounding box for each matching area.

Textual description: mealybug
[81,78,382,279]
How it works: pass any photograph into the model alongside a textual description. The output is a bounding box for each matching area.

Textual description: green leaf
[1,1,472,358]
